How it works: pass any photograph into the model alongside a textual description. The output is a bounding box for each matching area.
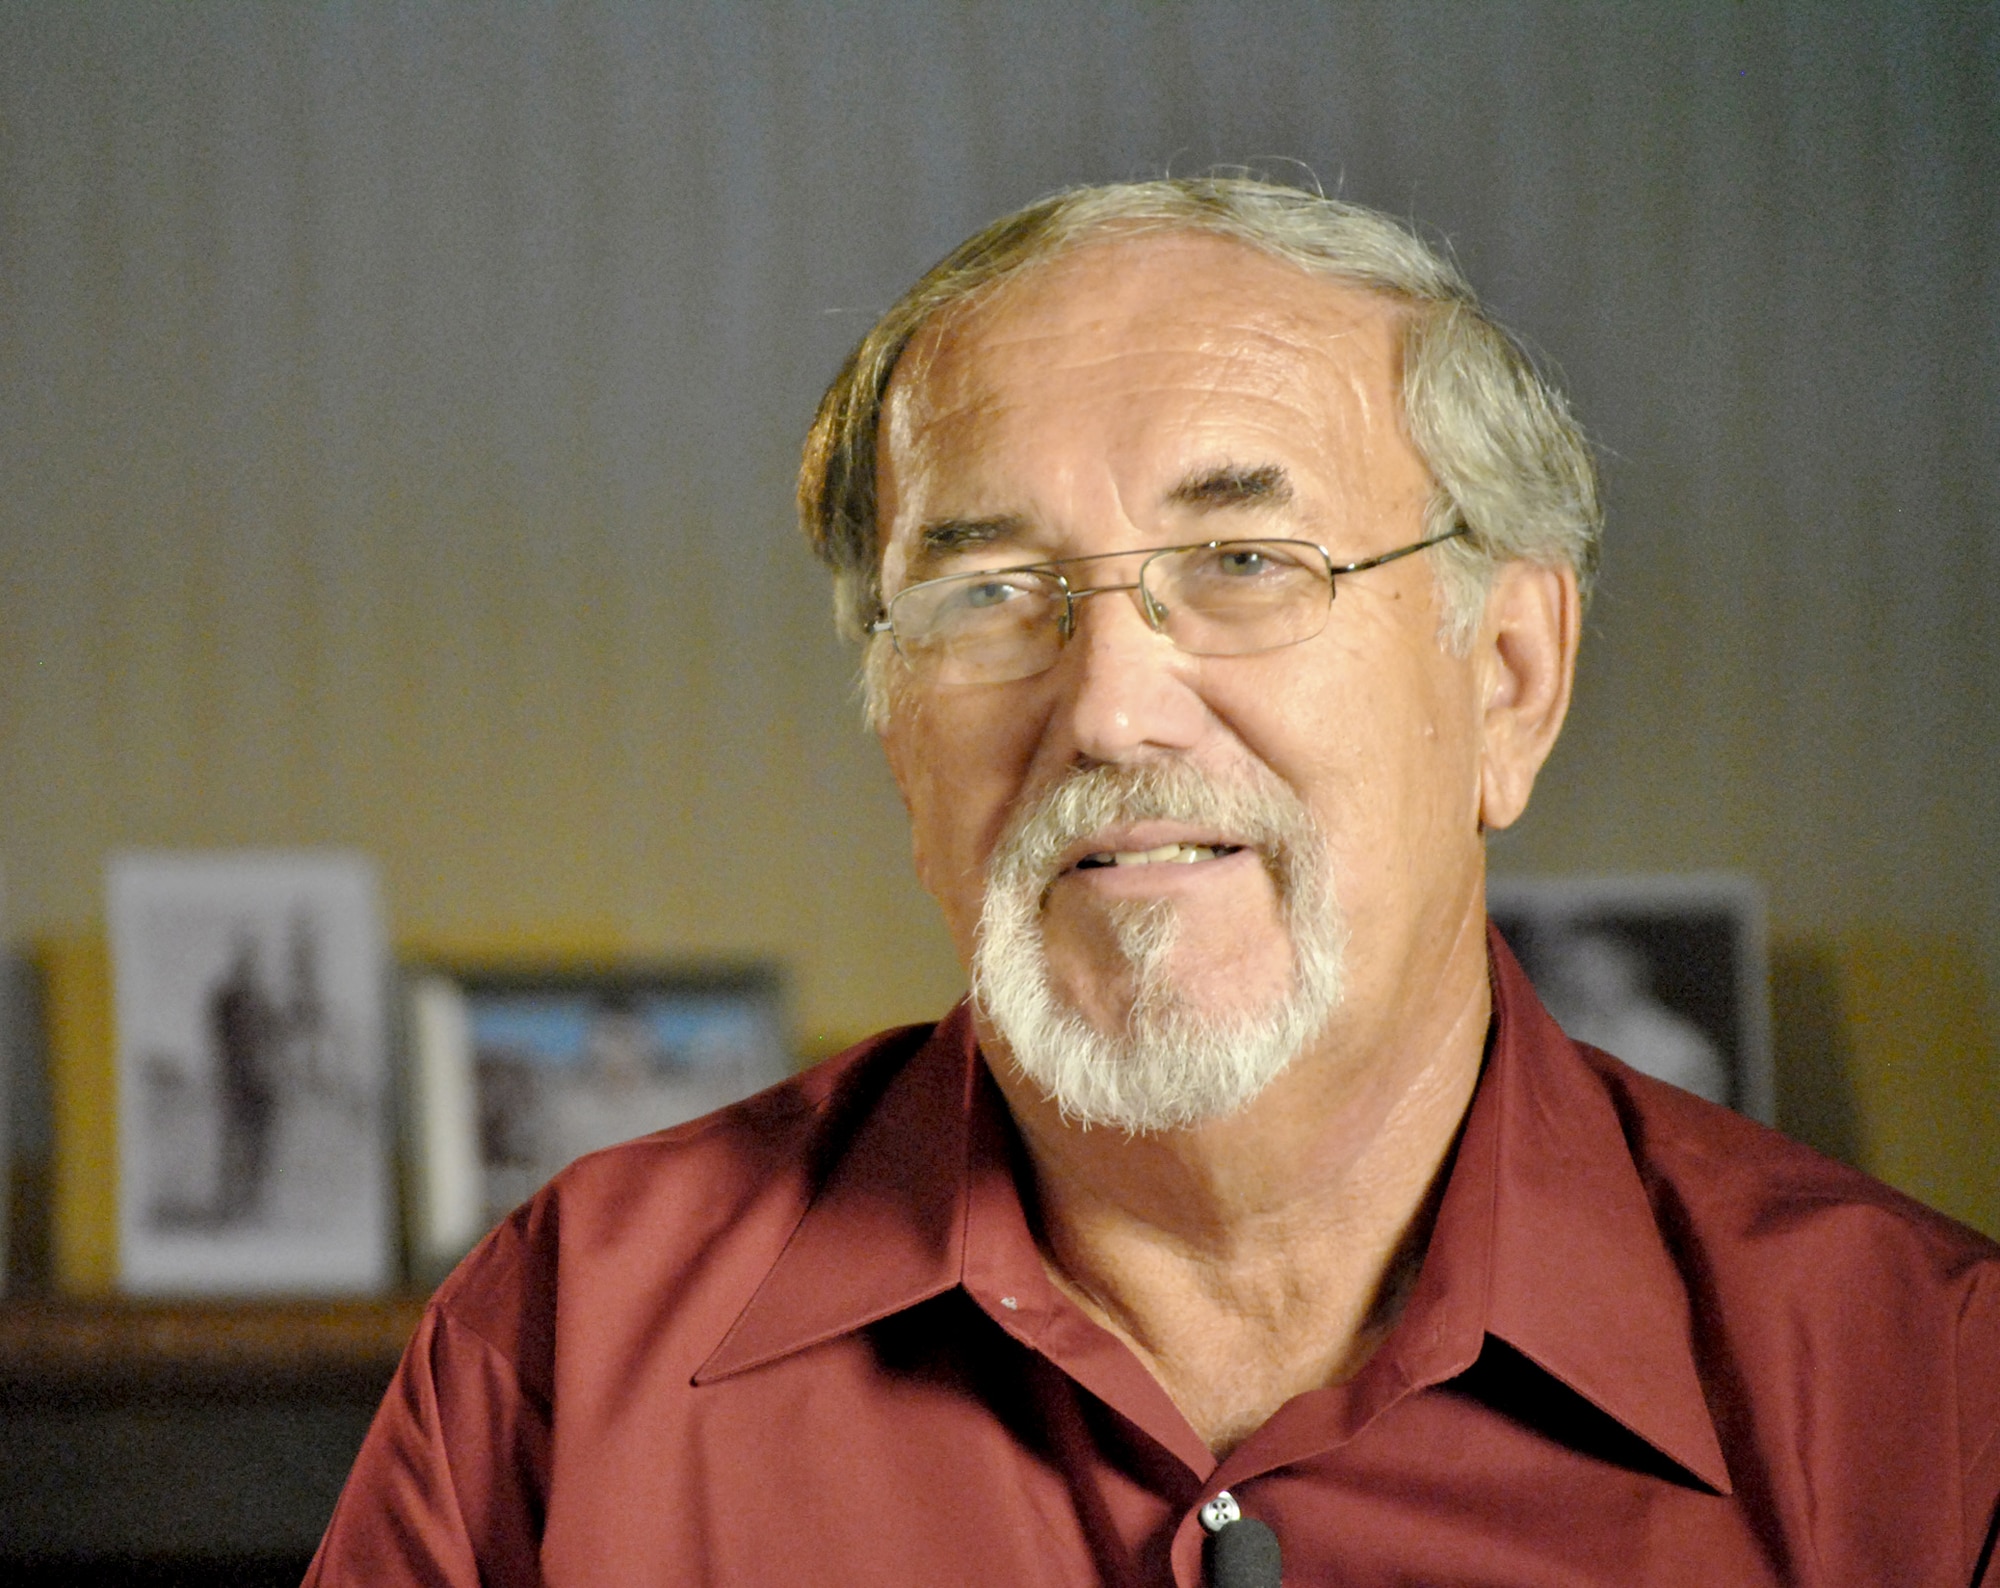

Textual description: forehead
[880,232,1412,483]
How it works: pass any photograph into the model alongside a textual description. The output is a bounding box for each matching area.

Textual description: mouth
[993,764,1309,921]
[1072,841,1246,871]
[1051,822,1257,884]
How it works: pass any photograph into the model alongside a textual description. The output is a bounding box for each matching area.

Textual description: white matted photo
[107,851,394,1294]
[1488,873,1773,1122]
[403,964,792,1277]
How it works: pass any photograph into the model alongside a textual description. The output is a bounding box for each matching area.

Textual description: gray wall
[2,2,1994,1226]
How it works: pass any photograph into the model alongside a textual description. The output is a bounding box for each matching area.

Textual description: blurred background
[0,0,1994,1574]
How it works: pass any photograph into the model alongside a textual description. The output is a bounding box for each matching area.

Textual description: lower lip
[1051,846,1262,900]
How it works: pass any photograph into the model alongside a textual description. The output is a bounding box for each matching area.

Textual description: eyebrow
[909,463,1290,562]
[914,514,1032,558]
[1167,463,1294,510]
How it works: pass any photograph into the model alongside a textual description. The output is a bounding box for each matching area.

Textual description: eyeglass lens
[888,540,1336,686]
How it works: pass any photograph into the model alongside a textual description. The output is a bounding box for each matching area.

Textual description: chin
[969,760,1349,1132]
[975,894,1345,1135]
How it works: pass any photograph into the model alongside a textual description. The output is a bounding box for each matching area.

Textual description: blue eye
[959,578,1029,609]
[1190,544,1306,582]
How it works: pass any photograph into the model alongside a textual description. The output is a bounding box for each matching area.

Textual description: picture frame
[401,960,793,1278]
[104,851,395,1295]
[1488,873,1773,1122]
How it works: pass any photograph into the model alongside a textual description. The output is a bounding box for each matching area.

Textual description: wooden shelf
[0,1297,427,1392]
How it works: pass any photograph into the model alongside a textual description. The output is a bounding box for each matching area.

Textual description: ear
[1475,560,1580,831]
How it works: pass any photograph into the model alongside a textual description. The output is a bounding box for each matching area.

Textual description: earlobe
[1476,561,1580,831]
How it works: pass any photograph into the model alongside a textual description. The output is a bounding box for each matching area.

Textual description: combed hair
[798,176,1600,665]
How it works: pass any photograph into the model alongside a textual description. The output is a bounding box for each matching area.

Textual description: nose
[1063,578,1164,633]
[1047,577,1206,765]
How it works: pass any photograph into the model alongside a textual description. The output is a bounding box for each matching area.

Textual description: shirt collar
[696,936,1733,1495]
[695,1005,981,1383]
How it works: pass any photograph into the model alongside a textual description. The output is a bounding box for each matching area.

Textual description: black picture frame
[1488,874,1773,1122]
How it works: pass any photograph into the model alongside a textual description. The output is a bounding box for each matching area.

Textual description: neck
[982,912,1492,1457]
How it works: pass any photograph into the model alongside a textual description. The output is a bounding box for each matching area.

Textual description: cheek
[882,702,954,895]
[1382,682,1485,843]
[1252,655,1480,869]
[883,685,1040,916]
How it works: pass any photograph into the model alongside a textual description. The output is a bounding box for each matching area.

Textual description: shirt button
[1198,1491,1242,1533]
[999,1296,1019,1310]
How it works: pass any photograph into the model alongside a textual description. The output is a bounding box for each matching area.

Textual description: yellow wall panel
[42,936,118,1295]
[1833,931,1999,1238]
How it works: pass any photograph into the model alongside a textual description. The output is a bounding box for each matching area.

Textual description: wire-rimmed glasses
[866,526,1468,686]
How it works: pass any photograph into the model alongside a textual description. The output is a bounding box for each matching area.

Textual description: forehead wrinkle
[880,240,1426,565]
[907,261,1348,418]
[902,228,1407,403]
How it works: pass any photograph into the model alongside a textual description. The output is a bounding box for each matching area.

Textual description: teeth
[1104,842,1219,867]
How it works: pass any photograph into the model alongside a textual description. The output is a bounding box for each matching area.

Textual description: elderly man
[311,179,2000,1586]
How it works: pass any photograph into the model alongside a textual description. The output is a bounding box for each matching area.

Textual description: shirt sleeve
[304,1303,551,1586]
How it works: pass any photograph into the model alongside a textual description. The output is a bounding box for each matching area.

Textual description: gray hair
[798,176,1600,669]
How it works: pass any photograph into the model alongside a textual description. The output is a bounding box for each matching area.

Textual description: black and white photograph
[1489,873,1773,1122]
[106,851,394,1294]
[404,964,792,1271]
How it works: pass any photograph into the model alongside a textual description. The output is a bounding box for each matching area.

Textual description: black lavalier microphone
[1199,1491,1283,1588]
[1207,1516,1282,1586]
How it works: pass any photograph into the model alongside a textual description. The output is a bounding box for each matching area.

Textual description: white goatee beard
[970,761,1346,1134]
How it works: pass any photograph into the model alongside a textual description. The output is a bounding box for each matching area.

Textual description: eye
[955,576,1034,610]
[917,569,1058,632]
[1215,547,1273,577]
[1186,542,1312,582]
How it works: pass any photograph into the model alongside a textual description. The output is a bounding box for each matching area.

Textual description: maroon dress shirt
[308,935,2000,1585]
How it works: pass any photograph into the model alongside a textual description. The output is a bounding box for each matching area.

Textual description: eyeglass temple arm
[1327,523,1470,579]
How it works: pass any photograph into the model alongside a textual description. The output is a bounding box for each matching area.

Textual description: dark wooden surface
[0,1297,427,1389]
[0,1298,425,1573]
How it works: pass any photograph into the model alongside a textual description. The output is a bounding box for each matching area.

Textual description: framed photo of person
[105,851,395,1294]
[402,961,792,1279]
[1487,873,1773,1122]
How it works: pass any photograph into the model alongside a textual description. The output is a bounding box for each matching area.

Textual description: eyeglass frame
[865,524,1471,680]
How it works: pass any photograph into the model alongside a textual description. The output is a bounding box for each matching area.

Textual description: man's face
[874,234,1506,1105]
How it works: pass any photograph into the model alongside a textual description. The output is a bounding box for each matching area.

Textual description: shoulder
[1582,1047,2000,1553]
[1580,1041,1997,1284]
[1579,1043,2000,1415]
[422,1021,940,1403]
